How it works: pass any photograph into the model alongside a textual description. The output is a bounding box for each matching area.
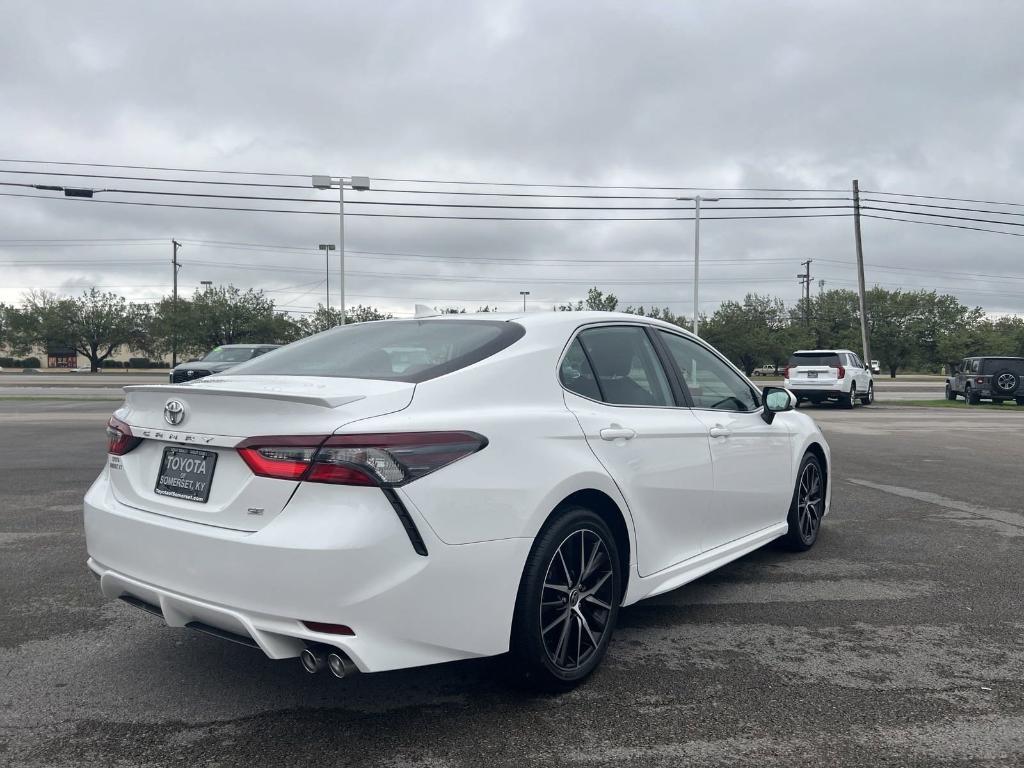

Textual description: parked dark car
[945,356,1024,405]
[169,344,280,383]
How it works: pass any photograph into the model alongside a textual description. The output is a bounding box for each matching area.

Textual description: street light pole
[520,290,530,312]
[312,175,371,325]
[675,194,720,336]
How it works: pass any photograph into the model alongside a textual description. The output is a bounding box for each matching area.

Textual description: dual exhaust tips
[300,644,359,679]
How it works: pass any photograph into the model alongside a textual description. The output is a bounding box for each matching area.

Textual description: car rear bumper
[84,472,533,673]
[784,381,846,397]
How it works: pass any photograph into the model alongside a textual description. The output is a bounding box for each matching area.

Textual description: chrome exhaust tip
[327,651,359,679]
[300,646,327,674]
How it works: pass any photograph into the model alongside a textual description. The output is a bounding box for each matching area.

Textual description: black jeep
[945,356,1024,405]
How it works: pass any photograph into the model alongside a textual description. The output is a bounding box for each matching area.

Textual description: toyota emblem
[164,399,185,426]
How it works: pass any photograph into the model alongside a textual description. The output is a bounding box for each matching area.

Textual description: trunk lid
[109,375,414,531]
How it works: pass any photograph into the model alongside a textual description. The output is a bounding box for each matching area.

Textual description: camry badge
[164,399,185,426]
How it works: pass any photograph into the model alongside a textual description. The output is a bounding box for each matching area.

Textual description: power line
[0,180,855,212]
[861,206,1024,228]
[372,176,848,193]
[863,188,1024,209]
[0,158,308,178]
[0,158,849,193]
[0,191,855,221]
[861,197,1024,219]
[862,213,1024,237]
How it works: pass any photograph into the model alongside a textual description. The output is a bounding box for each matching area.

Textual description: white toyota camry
[85,311,831,688]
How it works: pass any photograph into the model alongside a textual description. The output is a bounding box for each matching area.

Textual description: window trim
[556,321,683,410]
[654,328,764,414]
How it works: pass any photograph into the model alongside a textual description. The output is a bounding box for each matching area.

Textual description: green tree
[146,285,301,357]
[796,289,861,350]
[703,293,792,375]
[558,287,619,312]
[919,292,985,373]
[624,305,686,326]
[20,289,149,372]
[297,303,393,335]
[865,288,927,378]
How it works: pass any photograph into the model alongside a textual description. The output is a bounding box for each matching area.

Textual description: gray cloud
[1,0,1022,317]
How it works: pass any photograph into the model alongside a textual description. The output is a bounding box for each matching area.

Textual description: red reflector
[106,416,142,456]
[305,462,378,486]
[302,621,355,636]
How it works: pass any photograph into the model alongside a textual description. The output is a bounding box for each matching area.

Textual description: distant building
[46,345,78,369]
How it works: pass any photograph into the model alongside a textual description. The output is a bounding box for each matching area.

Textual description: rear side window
[559,339,602,400]
[789,353,842,367]
[574,326,673,406]
[231,320,524,383]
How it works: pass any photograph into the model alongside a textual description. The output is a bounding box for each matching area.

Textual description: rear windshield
[203,346,260,363]
[789,353,842,367]
[230,319,525,383]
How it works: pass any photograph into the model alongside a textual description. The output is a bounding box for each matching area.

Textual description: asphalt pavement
[1,399,1022,767]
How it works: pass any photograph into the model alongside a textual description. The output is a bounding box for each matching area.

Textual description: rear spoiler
[123,384,366,409]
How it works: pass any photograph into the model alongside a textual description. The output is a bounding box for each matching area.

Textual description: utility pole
[171,239,181,368]
[852,179,872,365]
[797,259,812,325]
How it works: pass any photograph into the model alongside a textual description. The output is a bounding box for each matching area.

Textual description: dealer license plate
[154,447,217,503]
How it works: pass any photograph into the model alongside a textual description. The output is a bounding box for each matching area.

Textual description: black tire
[509,507,621,691]
[990,369,1019,396]
[843,384,858,409]
[782,453,826,551]
[945,383,956,401]
[860,382,874,405]
[965,385,979,405]
[1016,398,1024,407]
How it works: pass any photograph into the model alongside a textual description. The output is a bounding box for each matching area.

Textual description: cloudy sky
[1,0,1023,319]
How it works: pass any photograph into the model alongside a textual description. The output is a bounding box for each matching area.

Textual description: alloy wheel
[540,529,615,672]
[796,462,823,544]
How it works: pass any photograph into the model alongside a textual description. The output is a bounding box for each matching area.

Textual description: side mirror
[761,386,797,424]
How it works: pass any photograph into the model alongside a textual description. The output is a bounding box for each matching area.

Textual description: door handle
[709,425,731,438]
[600,426,636,441]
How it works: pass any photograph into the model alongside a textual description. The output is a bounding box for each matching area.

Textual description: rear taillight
[783,366,791,379]
[835,365,846,379]
[976,377,985,384]
[237,432,486,487]
[106,416,142,456]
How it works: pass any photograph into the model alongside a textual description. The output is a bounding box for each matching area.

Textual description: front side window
[574,326,673,406]
[658,331,759,412]
[231,320,525,383]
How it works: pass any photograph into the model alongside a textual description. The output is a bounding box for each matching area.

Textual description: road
[1,401,1022,767]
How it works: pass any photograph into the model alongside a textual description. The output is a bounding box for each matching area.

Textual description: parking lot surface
[1,400,1022,767]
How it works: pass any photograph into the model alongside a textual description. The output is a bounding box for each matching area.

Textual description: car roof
[396,310,692,335]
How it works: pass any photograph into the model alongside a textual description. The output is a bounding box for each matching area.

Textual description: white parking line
[848,479,1024,532]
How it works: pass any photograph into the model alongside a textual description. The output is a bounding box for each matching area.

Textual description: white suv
[784,349,874,407]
